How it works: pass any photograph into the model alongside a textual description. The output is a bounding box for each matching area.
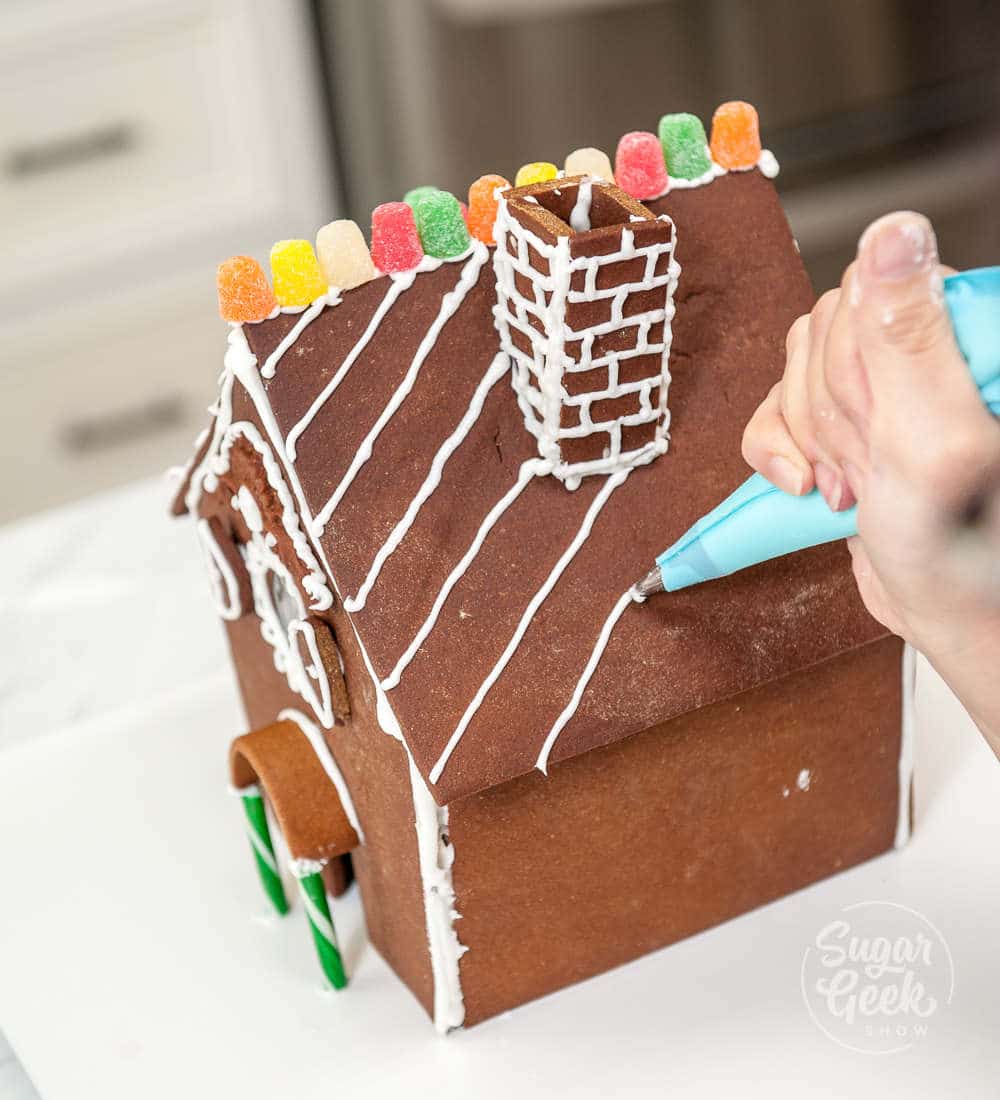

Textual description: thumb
[844,212,963,389]
[852,211,974,408]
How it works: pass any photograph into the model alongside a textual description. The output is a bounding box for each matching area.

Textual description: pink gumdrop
[459,201,469,224]
[614,131,669,200]
[371,202,424,273]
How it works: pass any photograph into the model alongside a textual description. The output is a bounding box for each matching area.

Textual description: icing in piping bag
[636,266,1000,595]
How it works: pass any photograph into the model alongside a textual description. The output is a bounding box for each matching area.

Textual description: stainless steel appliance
[316,0,1000,290]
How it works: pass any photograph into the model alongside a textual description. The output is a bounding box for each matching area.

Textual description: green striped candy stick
[239,787,289,915]
[296,865,348,990]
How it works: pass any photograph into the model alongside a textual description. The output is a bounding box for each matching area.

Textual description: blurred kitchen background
[2,0,999,523]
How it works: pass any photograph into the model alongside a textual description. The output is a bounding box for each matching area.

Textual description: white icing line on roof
[261,290,340,380]
[345,351,512,613]
[285,274,418,462]
[278,707,365,843]
[382,456,550,691]
[428,466,630,784]
[535,585,644,774]
[311,243,490,534]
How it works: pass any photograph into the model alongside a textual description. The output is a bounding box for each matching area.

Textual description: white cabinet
[0,0,337,521]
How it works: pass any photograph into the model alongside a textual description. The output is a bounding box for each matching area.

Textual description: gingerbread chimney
[492,175,679,487]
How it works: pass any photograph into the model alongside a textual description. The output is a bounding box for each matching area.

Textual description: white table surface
[1,476,998,1099]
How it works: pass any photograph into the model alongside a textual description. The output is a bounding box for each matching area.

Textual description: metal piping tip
[633,566,665,599]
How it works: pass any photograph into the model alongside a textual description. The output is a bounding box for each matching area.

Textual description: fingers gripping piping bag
[637,266,1000,596]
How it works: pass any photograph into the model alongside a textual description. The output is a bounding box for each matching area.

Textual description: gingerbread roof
[182,168,884,804]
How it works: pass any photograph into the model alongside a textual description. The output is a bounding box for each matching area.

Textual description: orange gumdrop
[467,174,510,245]
[710,101,762,170]
[217,256,277,323]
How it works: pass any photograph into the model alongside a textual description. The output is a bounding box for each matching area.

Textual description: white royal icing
[428,466,631,783]
[312,244,490,534]
[245,535,339,729]
[195,517,243,621]
[278,707,365,842]
[896,643,916,848]
[285,273,419,461]
[492,181,680,488]
[535,584,645,773]
[345,351,512,613]
[261,290,340,380]
[382,457,551,690]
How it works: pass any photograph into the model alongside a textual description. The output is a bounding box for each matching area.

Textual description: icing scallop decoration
[414,190,470,259]
[316,220,377,290]
[710,101,761,170]
[371,201,424,272]
[515,161,558,187]
[658,113,713,180]
[614,131,669,200]
[564,147,614,183]
[466,174,510,245]
[216,256,278,323]
[270,240,327,307]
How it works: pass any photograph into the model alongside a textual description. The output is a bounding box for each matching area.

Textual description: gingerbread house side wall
[447,634,906,1027]
[218,558,442,1022]
[186,369,447,1026]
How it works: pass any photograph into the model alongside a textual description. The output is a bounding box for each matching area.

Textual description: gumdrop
[404,185,439,210]
[459,201,469,224]
[414,190,471,259]
[270,240,327,307]
[316,220,377,290]
[217,256,277,323]
[710,101,761,170]
[614,132,669,200]
[658,113,713,180]
[515,162,558,188]
[371,202,424,273]
[466,174,510,245]
[564,148,614,183]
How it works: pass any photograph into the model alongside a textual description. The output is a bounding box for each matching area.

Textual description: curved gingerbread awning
[229,717,360,867]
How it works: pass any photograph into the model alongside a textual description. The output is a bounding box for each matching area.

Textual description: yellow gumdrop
[564,147,614,183]
[270,239,327,307]
[515,161,558,188]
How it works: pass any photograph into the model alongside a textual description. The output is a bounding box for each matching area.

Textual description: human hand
[742,211,1000,751]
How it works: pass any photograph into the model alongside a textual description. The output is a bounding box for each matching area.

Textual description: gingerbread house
[173,104,912,1032]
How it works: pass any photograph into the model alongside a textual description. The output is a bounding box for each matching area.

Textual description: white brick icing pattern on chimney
[492,179,681,489]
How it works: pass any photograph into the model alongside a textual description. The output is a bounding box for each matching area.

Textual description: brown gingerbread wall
[199,440,438,1021]
[449,634,905,1026]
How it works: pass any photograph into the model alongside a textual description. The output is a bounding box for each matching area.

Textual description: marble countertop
[1,476,998,1099]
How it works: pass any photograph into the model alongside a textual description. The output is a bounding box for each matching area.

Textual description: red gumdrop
[614,131,669,200]
[371,202,424,273]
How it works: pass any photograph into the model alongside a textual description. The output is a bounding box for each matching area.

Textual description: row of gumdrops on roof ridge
[216,100,763,325]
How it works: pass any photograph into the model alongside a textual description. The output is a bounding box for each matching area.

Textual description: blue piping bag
[641,266,1000,594]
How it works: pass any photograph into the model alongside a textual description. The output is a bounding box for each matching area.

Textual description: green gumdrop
[404,185,440,210]
[414,191,470,258]
[658,113,712,180]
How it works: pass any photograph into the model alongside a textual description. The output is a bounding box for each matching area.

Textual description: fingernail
[765,454,808,495]
[815,462,845,511]
[843,461,864,500]
[858,213,936,281]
